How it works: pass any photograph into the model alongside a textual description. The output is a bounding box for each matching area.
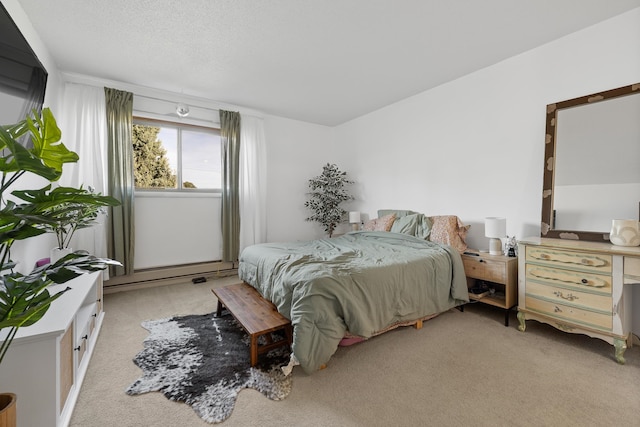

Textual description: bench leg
[284,325,293,346]
[250,335,258,367]
[216,300,224,317]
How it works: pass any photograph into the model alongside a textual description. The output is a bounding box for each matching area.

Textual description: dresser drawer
[526,246,612,274]
[525,281,612,312]
[462,257,506,283]
[525,264,612,294]
[525,296,612,330]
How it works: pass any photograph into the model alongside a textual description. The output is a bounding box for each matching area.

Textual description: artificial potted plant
[11,185,120,263]
[0,108,120,425]
[304,163,354,237]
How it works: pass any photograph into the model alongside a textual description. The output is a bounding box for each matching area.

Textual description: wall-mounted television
[0,3,47,128]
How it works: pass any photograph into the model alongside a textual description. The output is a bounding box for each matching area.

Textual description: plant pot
[50,247,73,264]
[0,393,16,427]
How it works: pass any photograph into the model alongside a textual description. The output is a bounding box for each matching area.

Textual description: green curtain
[104,87,135,276]
[220,110,241,262]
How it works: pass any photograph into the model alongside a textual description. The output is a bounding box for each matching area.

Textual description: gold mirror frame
[541,82,640,242]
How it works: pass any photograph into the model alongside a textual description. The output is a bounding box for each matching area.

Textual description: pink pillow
[362,213,396,232]
[428,215,470,253]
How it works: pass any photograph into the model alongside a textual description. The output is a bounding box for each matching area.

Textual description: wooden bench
[211,282,292,367]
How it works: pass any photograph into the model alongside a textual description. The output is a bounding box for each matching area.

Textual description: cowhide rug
[126,312,292,423]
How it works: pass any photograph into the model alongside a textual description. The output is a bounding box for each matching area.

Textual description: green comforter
[238,231,469,374]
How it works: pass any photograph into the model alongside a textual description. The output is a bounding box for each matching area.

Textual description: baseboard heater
[104,261,237,294]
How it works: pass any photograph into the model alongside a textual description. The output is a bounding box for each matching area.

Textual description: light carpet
[70,277,640,427]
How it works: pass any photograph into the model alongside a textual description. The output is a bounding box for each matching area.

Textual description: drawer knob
[581,278,588,284]
[540,254,550,259]
[553,306,562,313]
[74,346,81,351]
[581,258,592,265]
[82,334,88,340]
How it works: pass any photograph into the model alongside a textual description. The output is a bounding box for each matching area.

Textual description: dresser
[517,237,638,364]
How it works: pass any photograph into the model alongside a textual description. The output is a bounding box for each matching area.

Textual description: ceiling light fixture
[176,103,190,118]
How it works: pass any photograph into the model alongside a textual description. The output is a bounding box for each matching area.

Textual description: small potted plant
[11,185,120,263]
[0,108,121,424]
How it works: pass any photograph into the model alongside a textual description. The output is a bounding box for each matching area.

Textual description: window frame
[132,117,222,193]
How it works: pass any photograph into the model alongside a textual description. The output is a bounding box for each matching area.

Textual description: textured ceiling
[16,0,640,126]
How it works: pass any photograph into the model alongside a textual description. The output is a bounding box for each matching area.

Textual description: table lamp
[485,217,506,255]
[349,211,361,231]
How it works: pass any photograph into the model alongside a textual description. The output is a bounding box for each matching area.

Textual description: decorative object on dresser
[461,250,518,326]
[517,237,636,364]
[126,311,291,424]
[609,219,640,247]
[540,81,640,242]
[485,217,507,255]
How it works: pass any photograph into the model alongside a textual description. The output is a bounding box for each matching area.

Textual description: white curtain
[238,114,267,254]
[59,83,110,266]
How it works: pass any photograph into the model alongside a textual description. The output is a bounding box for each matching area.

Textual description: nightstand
[461,250,518,326]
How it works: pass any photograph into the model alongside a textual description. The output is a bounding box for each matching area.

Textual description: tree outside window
[132,121,221,191]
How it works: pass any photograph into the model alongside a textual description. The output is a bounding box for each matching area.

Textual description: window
[132,119,221,191]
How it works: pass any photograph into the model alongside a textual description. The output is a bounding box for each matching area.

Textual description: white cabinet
[517,238,636,363]
[0,271,104,427]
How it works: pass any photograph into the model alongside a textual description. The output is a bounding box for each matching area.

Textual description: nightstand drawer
[526,247,612,274]
[525,281,612,312]
[462,257,506,283]
[525,264,612,294]
[525,296,612,330]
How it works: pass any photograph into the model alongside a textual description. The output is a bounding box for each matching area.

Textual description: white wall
[334,8,640,250]
[134,193,222,268]
[263,115,338,242]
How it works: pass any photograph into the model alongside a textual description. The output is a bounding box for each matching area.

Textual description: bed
[238,212,470,374]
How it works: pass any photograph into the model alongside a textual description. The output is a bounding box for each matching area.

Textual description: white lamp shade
[485,217,506,238]
[485,217,506,255]
[349,211,361,223]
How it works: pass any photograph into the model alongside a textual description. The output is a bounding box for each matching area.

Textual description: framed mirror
[541,82,640,242]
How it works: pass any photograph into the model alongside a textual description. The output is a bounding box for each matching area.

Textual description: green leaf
[27,108,79,174]
[0,273,61,328]
[0,125,61,181]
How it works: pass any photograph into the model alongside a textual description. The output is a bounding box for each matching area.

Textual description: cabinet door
[96,273,104,313]
[59,325,74,412]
